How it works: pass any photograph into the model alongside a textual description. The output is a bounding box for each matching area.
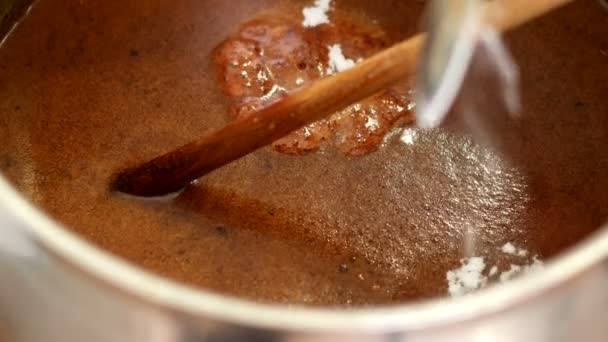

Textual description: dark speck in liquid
[215,225,228,237]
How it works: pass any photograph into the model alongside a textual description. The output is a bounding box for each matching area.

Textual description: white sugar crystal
[447,257,487,297]
[302,0,332,27]
[327,44,357,73]
[499,257,544,283]
[365,116,379,131]
[499,264,522,282]
[501,242,517,255]
[501,242,529,257]
[400,128,417,145]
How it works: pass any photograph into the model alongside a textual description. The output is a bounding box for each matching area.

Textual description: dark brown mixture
[0,0,607,306]
[213,14,414,155]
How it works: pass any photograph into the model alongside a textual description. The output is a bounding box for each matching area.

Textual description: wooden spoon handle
[485,0,574,32]
[112,34,424,196]
[113,0,574,197]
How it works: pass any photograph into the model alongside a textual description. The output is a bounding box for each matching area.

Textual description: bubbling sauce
[0,0,607,306]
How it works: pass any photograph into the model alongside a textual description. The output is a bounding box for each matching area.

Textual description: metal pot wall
[1,0,608,341]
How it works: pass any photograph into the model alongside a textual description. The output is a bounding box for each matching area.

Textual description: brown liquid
[213,13,414,155]
[0,0,607,306]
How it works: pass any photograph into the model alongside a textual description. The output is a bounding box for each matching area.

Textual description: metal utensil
[416,0,481,128]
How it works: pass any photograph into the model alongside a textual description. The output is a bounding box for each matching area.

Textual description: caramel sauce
[213,13,414,155]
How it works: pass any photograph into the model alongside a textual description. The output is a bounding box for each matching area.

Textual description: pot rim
[2,175,607,333]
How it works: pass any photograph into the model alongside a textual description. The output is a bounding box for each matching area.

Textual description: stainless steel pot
[1,0,608,341]
[2,168,608,340]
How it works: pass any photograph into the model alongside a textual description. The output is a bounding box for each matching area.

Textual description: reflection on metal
[416,0,481,128]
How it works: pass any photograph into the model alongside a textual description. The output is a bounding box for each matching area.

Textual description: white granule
[499,264,522,282]
[400,128,417,145]
[501,242,517,255]
[295,77,305,86]
[303,127,312,138]
[302,0,332,27]
[365,116,379,131]
[326,44,357,74]
[499,257,544,283]
[447,257,487,297]
[501,242,529,257]
[447,254,544,296]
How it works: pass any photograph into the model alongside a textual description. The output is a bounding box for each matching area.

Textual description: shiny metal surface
[416,0,480,128]
[1,176,608,341]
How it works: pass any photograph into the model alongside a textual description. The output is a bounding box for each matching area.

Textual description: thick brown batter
[0,0,607,306]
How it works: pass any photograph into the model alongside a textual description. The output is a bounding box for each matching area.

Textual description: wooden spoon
[113,0,574,197]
